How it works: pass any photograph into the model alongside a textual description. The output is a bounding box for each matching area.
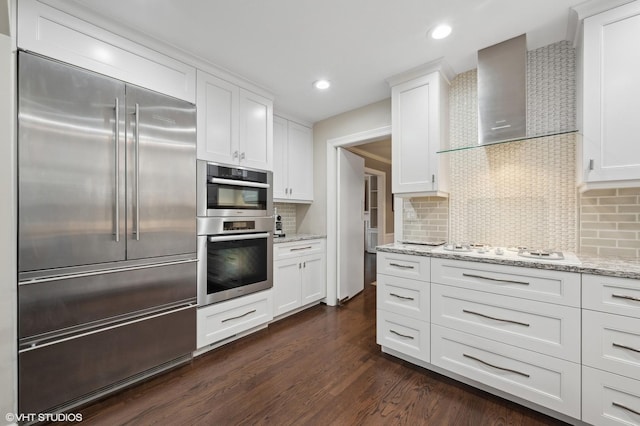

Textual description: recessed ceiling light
[313,79,331,90]
[431,24,452,40]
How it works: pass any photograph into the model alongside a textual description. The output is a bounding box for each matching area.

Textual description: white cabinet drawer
[583,366,640,426]
[431,325,581,418]
[197,290,273,349]
[431,258,580,307]
[377,252,430,281]
[583,310,640,379]
[431,284,580,362]
[583,274,640,319]
[377,274,429,320]
[376,310,429,362]
[274,239,324,260]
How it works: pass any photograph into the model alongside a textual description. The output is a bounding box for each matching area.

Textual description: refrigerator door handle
[114,98,120,243]
[134,103,141,241]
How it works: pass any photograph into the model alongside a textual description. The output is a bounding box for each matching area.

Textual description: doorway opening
[326,126,400,306]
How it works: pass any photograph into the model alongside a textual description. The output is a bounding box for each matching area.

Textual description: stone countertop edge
[273,234,326,244]
[376,243,640,280]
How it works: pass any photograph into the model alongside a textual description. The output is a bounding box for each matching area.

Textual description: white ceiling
[67,0,587,124]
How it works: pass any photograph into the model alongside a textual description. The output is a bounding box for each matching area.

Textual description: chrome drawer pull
[463,354,530,378]
[389,263,414,269]
[612,293,640,303]
[613,342,640,353]
[390,293,415,301]
[390,330,414,340]
[462,273,529,286]
[221,309,257,323]
[290,246,313,251]
[462,309,530,327]
[612,402,640,416]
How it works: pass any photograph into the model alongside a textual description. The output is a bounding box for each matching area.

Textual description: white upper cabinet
[18,0,196,103]
[272,115,313,203]
[389,64,450,197]
[197,71,273,170]
[579,1,640,190]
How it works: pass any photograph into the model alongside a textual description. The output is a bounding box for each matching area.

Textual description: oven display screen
[223,221,255,231]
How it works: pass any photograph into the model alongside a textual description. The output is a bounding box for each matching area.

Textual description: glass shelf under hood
[436,129,579,154]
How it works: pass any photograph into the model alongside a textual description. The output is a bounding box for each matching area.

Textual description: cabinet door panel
[302,254,325,303]
[196,71,238,164]
[582,2,640,184]
[273,116,288,199]
[274,259,302,316]
[288,121,313,201]
[239,89,272,171]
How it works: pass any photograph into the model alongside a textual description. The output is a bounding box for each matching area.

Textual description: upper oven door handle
[208,232,271,243]
[209,177,270,189]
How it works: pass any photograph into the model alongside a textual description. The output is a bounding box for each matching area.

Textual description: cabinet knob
[240,152,246,161]
[233,151,239,159]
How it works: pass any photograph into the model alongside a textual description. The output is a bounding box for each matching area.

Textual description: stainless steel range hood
[478,34,527,145]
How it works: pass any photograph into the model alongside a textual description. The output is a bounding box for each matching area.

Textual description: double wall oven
[196,161,273,306]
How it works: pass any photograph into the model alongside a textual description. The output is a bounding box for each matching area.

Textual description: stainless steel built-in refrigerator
[17,52,197,414]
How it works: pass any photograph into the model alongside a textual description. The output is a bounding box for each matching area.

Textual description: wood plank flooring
[70,283,569,425]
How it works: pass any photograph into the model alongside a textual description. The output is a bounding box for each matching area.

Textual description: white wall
[297,98,392,234]
[0,1,16,421]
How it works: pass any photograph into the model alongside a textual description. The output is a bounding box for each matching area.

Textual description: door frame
[325,125,399,306]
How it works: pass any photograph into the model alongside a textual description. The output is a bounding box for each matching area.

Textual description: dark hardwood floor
[69,283,568,425]
[365,252,377,285]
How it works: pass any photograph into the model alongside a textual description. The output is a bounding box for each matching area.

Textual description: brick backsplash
[274,203,297,235]
[579,188,640,257]
[402,197,449,242]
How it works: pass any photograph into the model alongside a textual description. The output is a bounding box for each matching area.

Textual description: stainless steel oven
[197,217,273,306]
[197,160,273,217]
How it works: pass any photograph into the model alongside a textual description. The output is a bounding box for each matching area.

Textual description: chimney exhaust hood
[477,34,527,145]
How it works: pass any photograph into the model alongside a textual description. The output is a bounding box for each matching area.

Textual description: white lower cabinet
[431,325,581,418]
[377,254,585,422]
[197,289,273,349]
[273,239,326,318]
[431,283,581,362]
[583,366,640,426]
[377,310,430,362]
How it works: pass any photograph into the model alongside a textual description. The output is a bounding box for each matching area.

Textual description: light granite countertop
[273,234,326,244]
[376,243,640,280]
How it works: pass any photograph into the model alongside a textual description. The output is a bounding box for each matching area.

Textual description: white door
[337,148,365,302]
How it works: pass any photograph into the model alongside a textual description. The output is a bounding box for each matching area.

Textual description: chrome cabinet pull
[114,98,120,243]
[389,263,414,269]
[589,159,595,171]
[612,402,640,416]
[221,309,256,323]
[240,152,246,161]
[612,293,640,303]
[390,330,414,339]
[613,342,640,353]
[390,293,415,301]
[463,354,530,378]
[462,309,530,327]
[233,150,239,159]
[290,246,312,252]
[462,273,529,286]
[134,103,140,241]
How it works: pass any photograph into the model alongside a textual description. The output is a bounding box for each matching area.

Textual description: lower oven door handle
[209,232,271,243]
